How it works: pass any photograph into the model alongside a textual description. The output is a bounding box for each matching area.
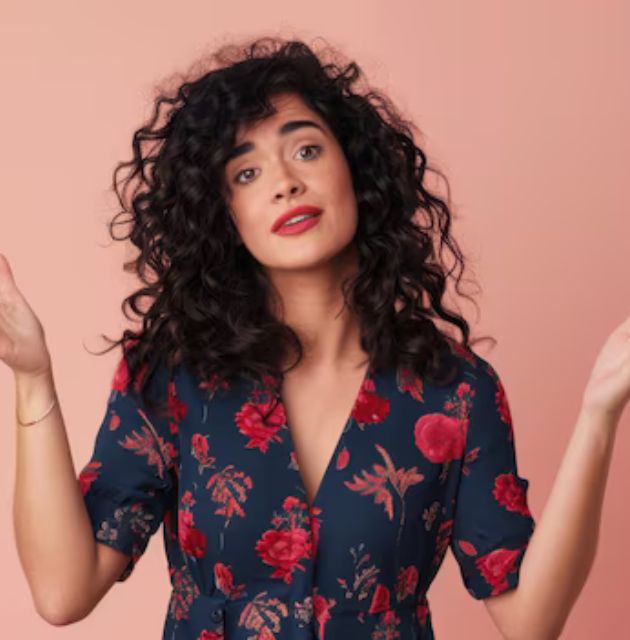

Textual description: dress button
[210,608,224,622]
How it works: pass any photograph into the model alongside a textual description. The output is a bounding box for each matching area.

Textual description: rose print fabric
[78,343,536,639]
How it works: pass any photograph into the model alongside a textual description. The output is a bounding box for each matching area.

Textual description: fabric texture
[78,344,536,639]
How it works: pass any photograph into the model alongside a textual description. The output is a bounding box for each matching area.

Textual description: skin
[223,91,368,372]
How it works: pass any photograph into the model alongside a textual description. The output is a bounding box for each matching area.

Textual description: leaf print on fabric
[237,591,289,638]
[168,562,201,621]
[344,444,424,524]
[116,422,175,481]
[367,583,391,614]
[235,395,286,453]
[206,464,253,522]
[336,543,380,603]
[255,496,313,584]
[335,446,350,470]
[292,595,314,629]
[95,502,155,572]
[461,444,480,477]
[421,500,441,532]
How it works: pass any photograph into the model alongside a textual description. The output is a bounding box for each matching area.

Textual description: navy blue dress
[78,343,536,639]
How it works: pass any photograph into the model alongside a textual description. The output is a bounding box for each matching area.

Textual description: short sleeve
[77,353,180,582]
[449,356,536,599]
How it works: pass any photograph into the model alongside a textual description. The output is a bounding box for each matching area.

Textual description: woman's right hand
[0,253,52,378]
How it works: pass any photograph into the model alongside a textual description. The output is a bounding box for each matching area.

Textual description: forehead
[234,93,326,140]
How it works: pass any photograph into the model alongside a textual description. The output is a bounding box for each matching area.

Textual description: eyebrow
[226,119,327,163]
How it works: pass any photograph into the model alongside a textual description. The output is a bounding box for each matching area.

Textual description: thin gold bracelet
[17,396,58,427]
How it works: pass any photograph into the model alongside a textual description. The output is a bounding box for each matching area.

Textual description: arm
[13,367,129,625]
[486,313,630,640]
[485,406,619,640]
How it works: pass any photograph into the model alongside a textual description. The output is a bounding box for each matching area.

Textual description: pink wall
[1,1,628,638]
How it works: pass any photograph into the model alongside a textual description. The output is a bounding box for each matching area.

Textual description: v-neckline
[275,359,373,513]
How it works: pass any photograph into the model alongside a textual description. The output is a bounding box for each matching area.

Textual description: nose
[274,183,301,201]
[272,165,305,202]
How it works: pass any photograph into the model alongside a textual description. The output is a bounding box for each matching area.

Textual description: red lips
[271,205,323,233]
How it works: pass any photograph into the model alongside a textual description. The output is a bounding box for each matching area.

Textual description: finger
[0,254,19,298]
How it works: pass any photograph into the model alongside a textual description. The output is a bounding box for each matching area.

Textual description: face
[223,92,359,273]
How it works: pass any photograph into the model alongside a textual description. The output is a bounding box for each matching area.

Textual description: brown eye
[234,167,257,184]
[297,144,322,160]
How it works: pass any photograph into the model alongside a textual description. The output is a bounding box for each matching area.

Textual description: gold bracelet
[17,396,58,427]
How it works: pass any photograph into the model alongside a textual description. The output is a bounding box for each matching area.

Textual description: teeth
[283,213,316,226]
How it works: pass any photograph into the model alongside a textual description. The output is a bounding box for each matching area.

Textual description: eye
[233,144,323,185]
[296,144,322,160]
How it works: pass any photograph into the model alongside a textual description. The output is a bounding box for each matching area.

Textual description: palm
[0,254,50,376]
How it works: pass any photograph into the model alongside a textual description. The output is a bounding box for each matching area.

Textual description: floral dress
[78,343,536,639]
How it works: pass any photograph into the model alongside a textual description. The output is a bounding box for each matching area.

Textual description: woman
[7,37,629,639]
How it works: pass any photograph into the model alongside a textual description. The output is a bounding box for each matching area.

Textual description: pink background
[1,1,629,638]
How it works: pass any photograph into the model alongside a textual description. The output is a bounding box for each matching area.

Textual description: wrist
[578,402,621,433]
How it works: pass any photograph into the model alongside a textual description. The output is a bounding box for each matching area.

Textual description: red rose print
[255,527,312,584]
[476,547,523,595]
[353,378,391,425]
[112,356,132,393]
[178,509,207,558]
[180,527,207,558]
[235,398,286,453]
[414,413,466,463]
[282,496,301,511]
[493,473,532,517]
[197,631,224,640]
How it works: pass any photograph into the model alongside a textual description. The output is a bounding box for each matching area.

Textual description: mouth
[271,205,323,233]
[273,213,322,236]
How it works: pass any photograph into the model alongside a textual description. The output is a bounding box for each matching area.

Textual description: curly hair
[90,35,495,417]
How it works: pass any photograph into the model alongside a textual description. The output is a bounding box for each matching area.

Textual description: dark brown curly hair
[90,35,495,417]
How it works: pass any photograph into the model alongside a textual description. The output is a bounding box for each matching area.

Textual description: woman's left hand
[581,312,630,421]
